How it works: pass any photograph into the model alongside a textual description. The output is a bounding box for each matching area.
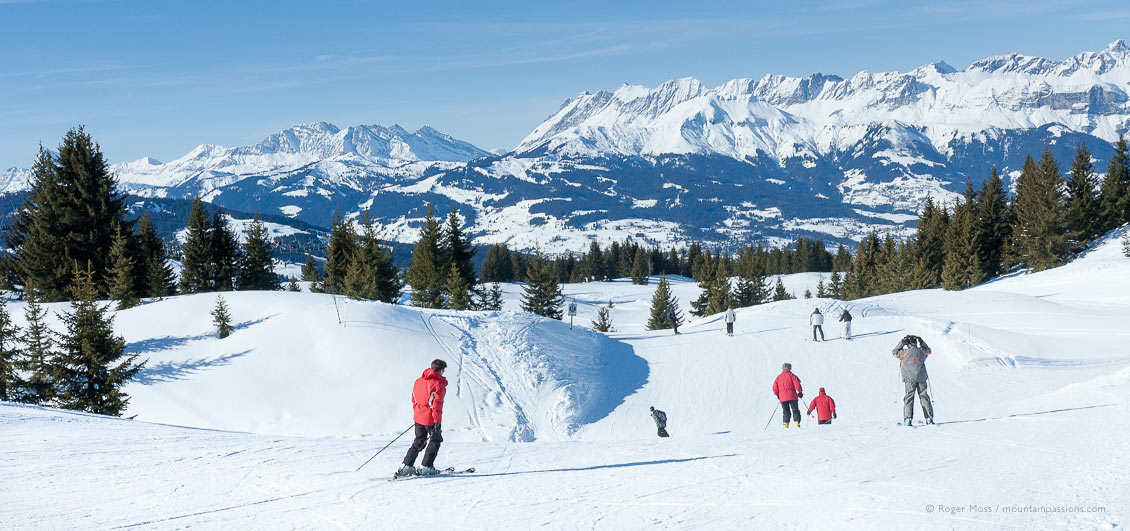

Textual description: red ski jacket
[807,390,836,421]
[772,370,803,402]
[411,369,447,426]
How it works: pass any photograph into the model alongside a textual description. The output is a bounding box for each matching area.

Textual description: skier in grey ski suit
[892,335,935,425]
[650,406,669,437]
[724,308,736,336]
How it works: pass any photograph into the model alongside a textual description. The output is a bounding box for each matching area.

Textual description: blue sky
[2,0,1128,167]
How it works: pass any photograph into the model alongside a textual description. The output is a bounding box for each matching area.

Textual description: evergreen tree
[481,283,504,311]
[178,198,213,294]
[324,213,358,295]
[209,210,241,292]
[286,276,300,292]
[406,205,446,308]
[445,262,473,310]
[480,244,514,283]
[829,270,843,299]
[442,207,477,289]
[941,190,983,290]
[816,276,828,298]
[4,128,135,301]
[520,255,565,319]
[19,285,55,404]
[0,297,23,402]
[107,225,140,310]
[1063,143,1101,249]
[845,232,882,298]
[630,248,650,285]
[646,275,683,330]
[238,215,277,291]
[771,277,794,301]
[53,266,144,416]
[510,251,528,282]
[911,198,948,289]
[803,288,812,299]
[1098,135,1130,231]
[977,169,1011,279]
[591,306,615,333]
[1010,148,1069,271]
[343,212,401,303]
[212,295,234,339]
[301,253,321,283]
[690,259,731,316]
[136,214,176,298]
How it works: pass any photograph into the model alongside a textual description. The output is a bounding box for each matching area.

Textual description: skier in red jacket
[396,359,448,477]
[807,387,837,425]
[772,362,804,428]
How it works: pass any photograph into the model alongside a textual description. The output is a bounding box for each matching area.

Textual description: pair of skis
[390,467,476,481]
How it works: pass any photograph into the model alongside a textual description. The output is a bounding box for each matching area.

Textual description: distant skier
[892,335,935,426]
[649,406,670,437]
[724,307,736,337]
[666,309,680,335]
[810,308,825,342]
[807,387,837,425]
[839,309,853,340]
[396,359,449,477]
[773,362,804,428]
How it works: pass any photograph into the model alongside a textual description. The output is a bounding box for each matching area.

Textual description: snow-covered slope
[3,228,1129,529]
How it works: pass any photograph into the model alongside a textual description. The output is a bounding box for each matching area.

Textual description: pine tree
[178,198,213,294]
[344,215,401,303]
[520,256,564,319]
[911,198,948,289]
[690,259,731,316]
[977,169,1011,279]
[1098,135,1130,231]
[0,297,23,402]
[630,248,650,285]
[771,277,794,301]
[286,276,300,292]
[803,288,812,299]
[442,207,477,290]
[301,253,321,283]
[324,214,358,295]
[238,215,277,291]
[137,215,176,298]
[107,225,140,310]
[19,284,55,404]
[591,306,615,333]
[407,205,446,308]
[941,190,983,290]
[844,232,882,298]
[481,283,504,311]
[445,262,473,310]
[212,295,234,339]
[480,244,514,283]
[1063,143,1101,249]
[1010,148,1069,271]
[815,276,827,298]
[53,266,144,416]
[646,275,683,330]
[4,128,135,301]
[829,270,843,299]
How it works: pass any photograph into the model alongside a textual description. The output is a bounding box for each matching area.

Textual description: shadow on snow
[468,454,738,478]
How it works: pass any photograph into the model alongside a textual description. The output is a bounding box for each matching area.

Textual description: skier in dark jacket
[892,335,934,426]
[772,363,804,428]
[839,309,853,340]
[666,309,680,335]
[396,359,448,477]
[649,406,669,437]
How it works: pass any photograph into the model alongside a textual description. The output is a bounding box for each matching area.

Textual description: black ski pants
[726,322,734,335]
[657,425,669,437]
[812,325,824,341]
[818,420,831,425]
[781,400,801,424]
[403,422,442,468]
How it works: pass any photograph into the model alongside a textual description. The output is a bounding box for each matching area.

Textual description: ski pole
[355,424,414,472]
[763,403,780,431]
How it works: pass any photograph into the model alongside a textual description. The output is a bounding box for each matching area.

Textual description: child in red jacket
[807,388,837,425]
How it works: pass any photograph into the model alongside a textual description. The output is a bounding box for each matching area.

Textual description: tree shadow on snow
[470,455,738,478]
[574,335,649,426]
[936,404,1115,425]
[133,350,253,385]
[844,330,901,340]
[125,315,278,356]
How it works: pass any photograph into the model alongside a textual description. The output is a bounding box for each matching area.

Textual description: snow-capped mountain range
[3,41,1129,252]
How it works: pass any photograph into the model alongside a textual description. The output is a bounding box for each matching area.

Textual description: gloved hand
[798,393,803,399]
[832,413,837,419]
[428,423,442,438]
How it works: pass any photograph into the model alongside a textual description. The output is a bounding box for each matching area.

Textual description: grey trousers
[904,381,934,419]
[844,321,851,338]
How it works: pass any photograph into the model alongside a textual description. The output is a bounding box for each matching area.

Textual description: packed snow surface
[3,229,1129,529]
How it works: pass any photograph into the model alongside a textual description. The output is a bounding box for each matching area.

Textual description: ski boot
[417,466,440,476]
[783,422,789,429]
[903,418,913,427]
[395,464,417,478]
[793,421,801,428]
[925,418,935,425]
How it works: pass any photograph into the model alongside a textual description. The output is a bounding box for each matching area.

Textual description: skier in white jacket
[724,307,736,336]
[810,308,825,342]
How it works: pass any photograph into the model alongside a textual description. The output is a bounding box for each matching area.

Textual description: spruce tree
[324,213,358,295]
[301,253,321,283]
[815,276,828,298]
[844,232,881,298]
[911,198,948,289]
[520,256,564,319]
[1010,148,1069,271]
[137,215,176,298]
[238,215,278,291]
[53,266,144,416]
[178,198,213,294]
[771,277,794,301]
[340,212,400,302]
[286,276,300,292]
[1063,143,1101,248]
[4,128,134,301]
[442,207,476,289]
[646,275,683,330]
[212,295,234,339]
[474,282,503,311]
[209,210,241,291]
[630,248,650,285]
[107,225,140,310]
[480,244,514,283]
[19,284,55,404]
[941,192,983,290]
[445,262,473,310]
[829,270,843,299]
[690,259,731,316]
[977,169,1011,279]
[0,297,23,402]
[406,205,446,308]
[1098,135,1130,231]
[591,306,615,333]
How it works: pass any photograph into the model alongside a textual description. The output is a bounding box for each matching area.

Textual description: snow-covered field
[3,230,1129,529]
